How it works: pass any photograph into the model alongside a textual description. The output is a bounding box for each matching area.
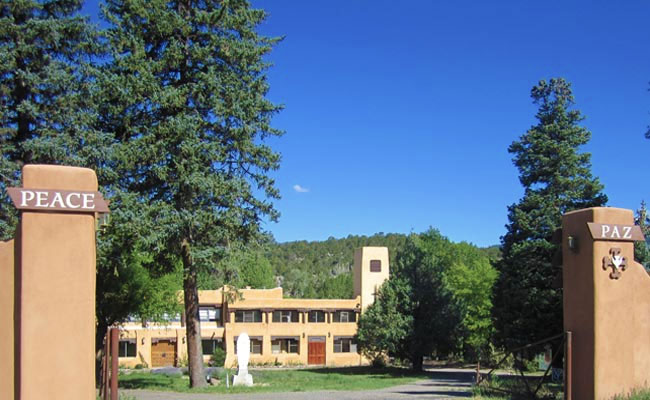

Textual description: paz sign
[6,187,109,213]
[587,223,645,242]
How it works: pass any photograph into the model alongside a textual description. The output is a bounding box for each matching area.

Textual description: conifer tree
[634,201,650,269]
[100,0,282,387]
[0,0,107,239]
[493,78,607,349]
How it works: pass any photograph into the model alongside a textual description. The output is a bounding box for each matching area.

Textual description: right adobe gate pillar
[563,207,649,400]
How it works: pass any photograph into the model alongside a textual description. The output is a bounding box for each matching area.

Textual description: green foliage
[494,78,607,349]
[356,272,413,364]
[357,229,496,369]
[100,0,283,387]
[613,388,650,400]
[444,242,498,360]
[634,201,650,270]
[96,195,183,330]
[317,272,354,299]
[210,347,226,367]
[265,232,409,298]
[0,0,108,239]
[199,246,275,290]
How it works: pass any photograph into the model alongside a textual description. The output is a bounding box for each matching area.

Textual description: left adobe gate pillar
[9,165,109,400]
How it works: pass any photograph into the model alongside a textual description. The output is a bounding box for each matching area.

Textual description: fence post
[565,331,572,400]
[111,328,119,400]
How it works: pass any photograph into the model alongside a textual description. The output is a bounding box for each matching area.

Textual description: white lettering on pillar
[66,193,81,209]
[623,226,632,239]
[50,192,65,208]
[601,225,611,237]
[612,226,621,239]
[20,190,35,207]
[35,191,48,207]
[82,193,94,209]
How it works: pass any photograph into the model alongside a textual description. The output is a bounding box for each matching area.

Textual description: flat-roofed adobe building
[117,246,389,368]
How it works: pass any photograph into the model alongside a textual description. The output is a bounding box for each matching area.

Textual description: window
[201,339,223,355]
[271,338,299,354]
[162,312,181,322]
[118,340,136,357]
[199,307,221,324]
[333,310,356,323]
[308,310,325,323]
[251,339,262,354]
[234,310,262,323]
[334,337,357,353]
[272,310,298,323]
[370,259,382,272]
[234,338,263,354]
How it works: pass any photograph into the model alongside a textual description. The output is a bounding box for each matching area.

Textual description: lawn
[119,366,430,394]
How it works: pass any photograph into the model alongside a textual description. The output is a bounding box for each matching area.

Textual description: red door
[308,337,326,365]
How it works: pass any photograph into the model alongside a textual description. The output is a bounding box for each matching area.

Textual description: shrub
[210,347,226,367]
[371,356,387,368]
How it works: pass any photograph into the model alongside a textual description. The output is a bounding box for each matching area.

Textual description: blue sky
[82,1,650,247]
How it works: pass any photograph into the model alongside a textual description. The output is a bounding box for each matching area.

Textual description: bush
[371,356,387,368]
[210,347,226,367]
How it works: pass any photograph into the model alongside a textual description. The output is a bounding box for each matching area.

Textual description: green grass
[472,388,650,400]
[613,389,650,400]
[118,366,429,394]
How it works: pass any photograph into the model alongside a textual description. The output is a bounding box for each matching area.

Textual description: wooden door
[151,340,176,367]
[308,338,326,365]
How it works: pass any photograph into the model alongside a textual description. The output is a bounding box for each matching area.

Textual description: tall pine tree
[493,78,607,349]
[100,0,282,387]
[0,0,108,239]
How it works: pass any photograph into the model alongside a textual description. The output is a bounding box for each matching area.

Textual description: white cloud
[293,184,310,193]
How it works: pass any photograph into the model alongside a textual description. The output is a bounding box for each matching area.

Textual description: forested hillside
[264,233,500,299]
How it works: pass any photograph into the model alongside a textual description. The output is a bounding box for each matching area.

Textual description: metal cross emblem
[602,248,627,280]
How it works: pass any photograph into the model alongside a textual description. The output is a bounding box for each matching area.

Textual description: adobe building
[116,246,390,368]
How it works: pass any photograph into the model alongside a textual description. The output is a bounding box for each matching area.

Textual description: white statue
[232,333,253,386]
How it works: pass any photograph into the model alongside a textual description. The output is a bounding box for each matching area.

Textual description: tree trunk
[412,354,424,372]
[182,239,206,388]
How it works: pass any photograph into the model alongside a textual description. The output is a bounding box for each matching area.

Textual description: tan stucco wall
[118,325,226,368]
[563,207,650,400]
[0,240,14,400]
[224,310,361,367]
[17,165,97,400]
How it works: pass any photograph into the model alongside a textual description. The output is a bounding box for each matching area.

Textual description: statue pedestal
[232,368,253,387]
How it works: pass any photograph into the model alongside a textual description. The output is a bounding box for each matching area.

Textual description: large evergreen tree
[0,0,108,239]
[100,0,282,387]
[493,78,607,349]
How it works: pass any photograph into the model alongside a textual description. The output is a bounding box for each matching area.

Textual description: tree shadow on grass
[304,366,432,379]
[119,375,179,390]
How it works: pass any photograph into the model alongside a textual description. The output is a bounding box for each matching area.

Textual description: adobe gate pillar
[6,165,109,400]
[563,207,649,400]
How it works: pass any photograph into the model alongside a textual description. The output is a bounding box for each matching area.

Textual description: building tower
[353,246,390,312]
